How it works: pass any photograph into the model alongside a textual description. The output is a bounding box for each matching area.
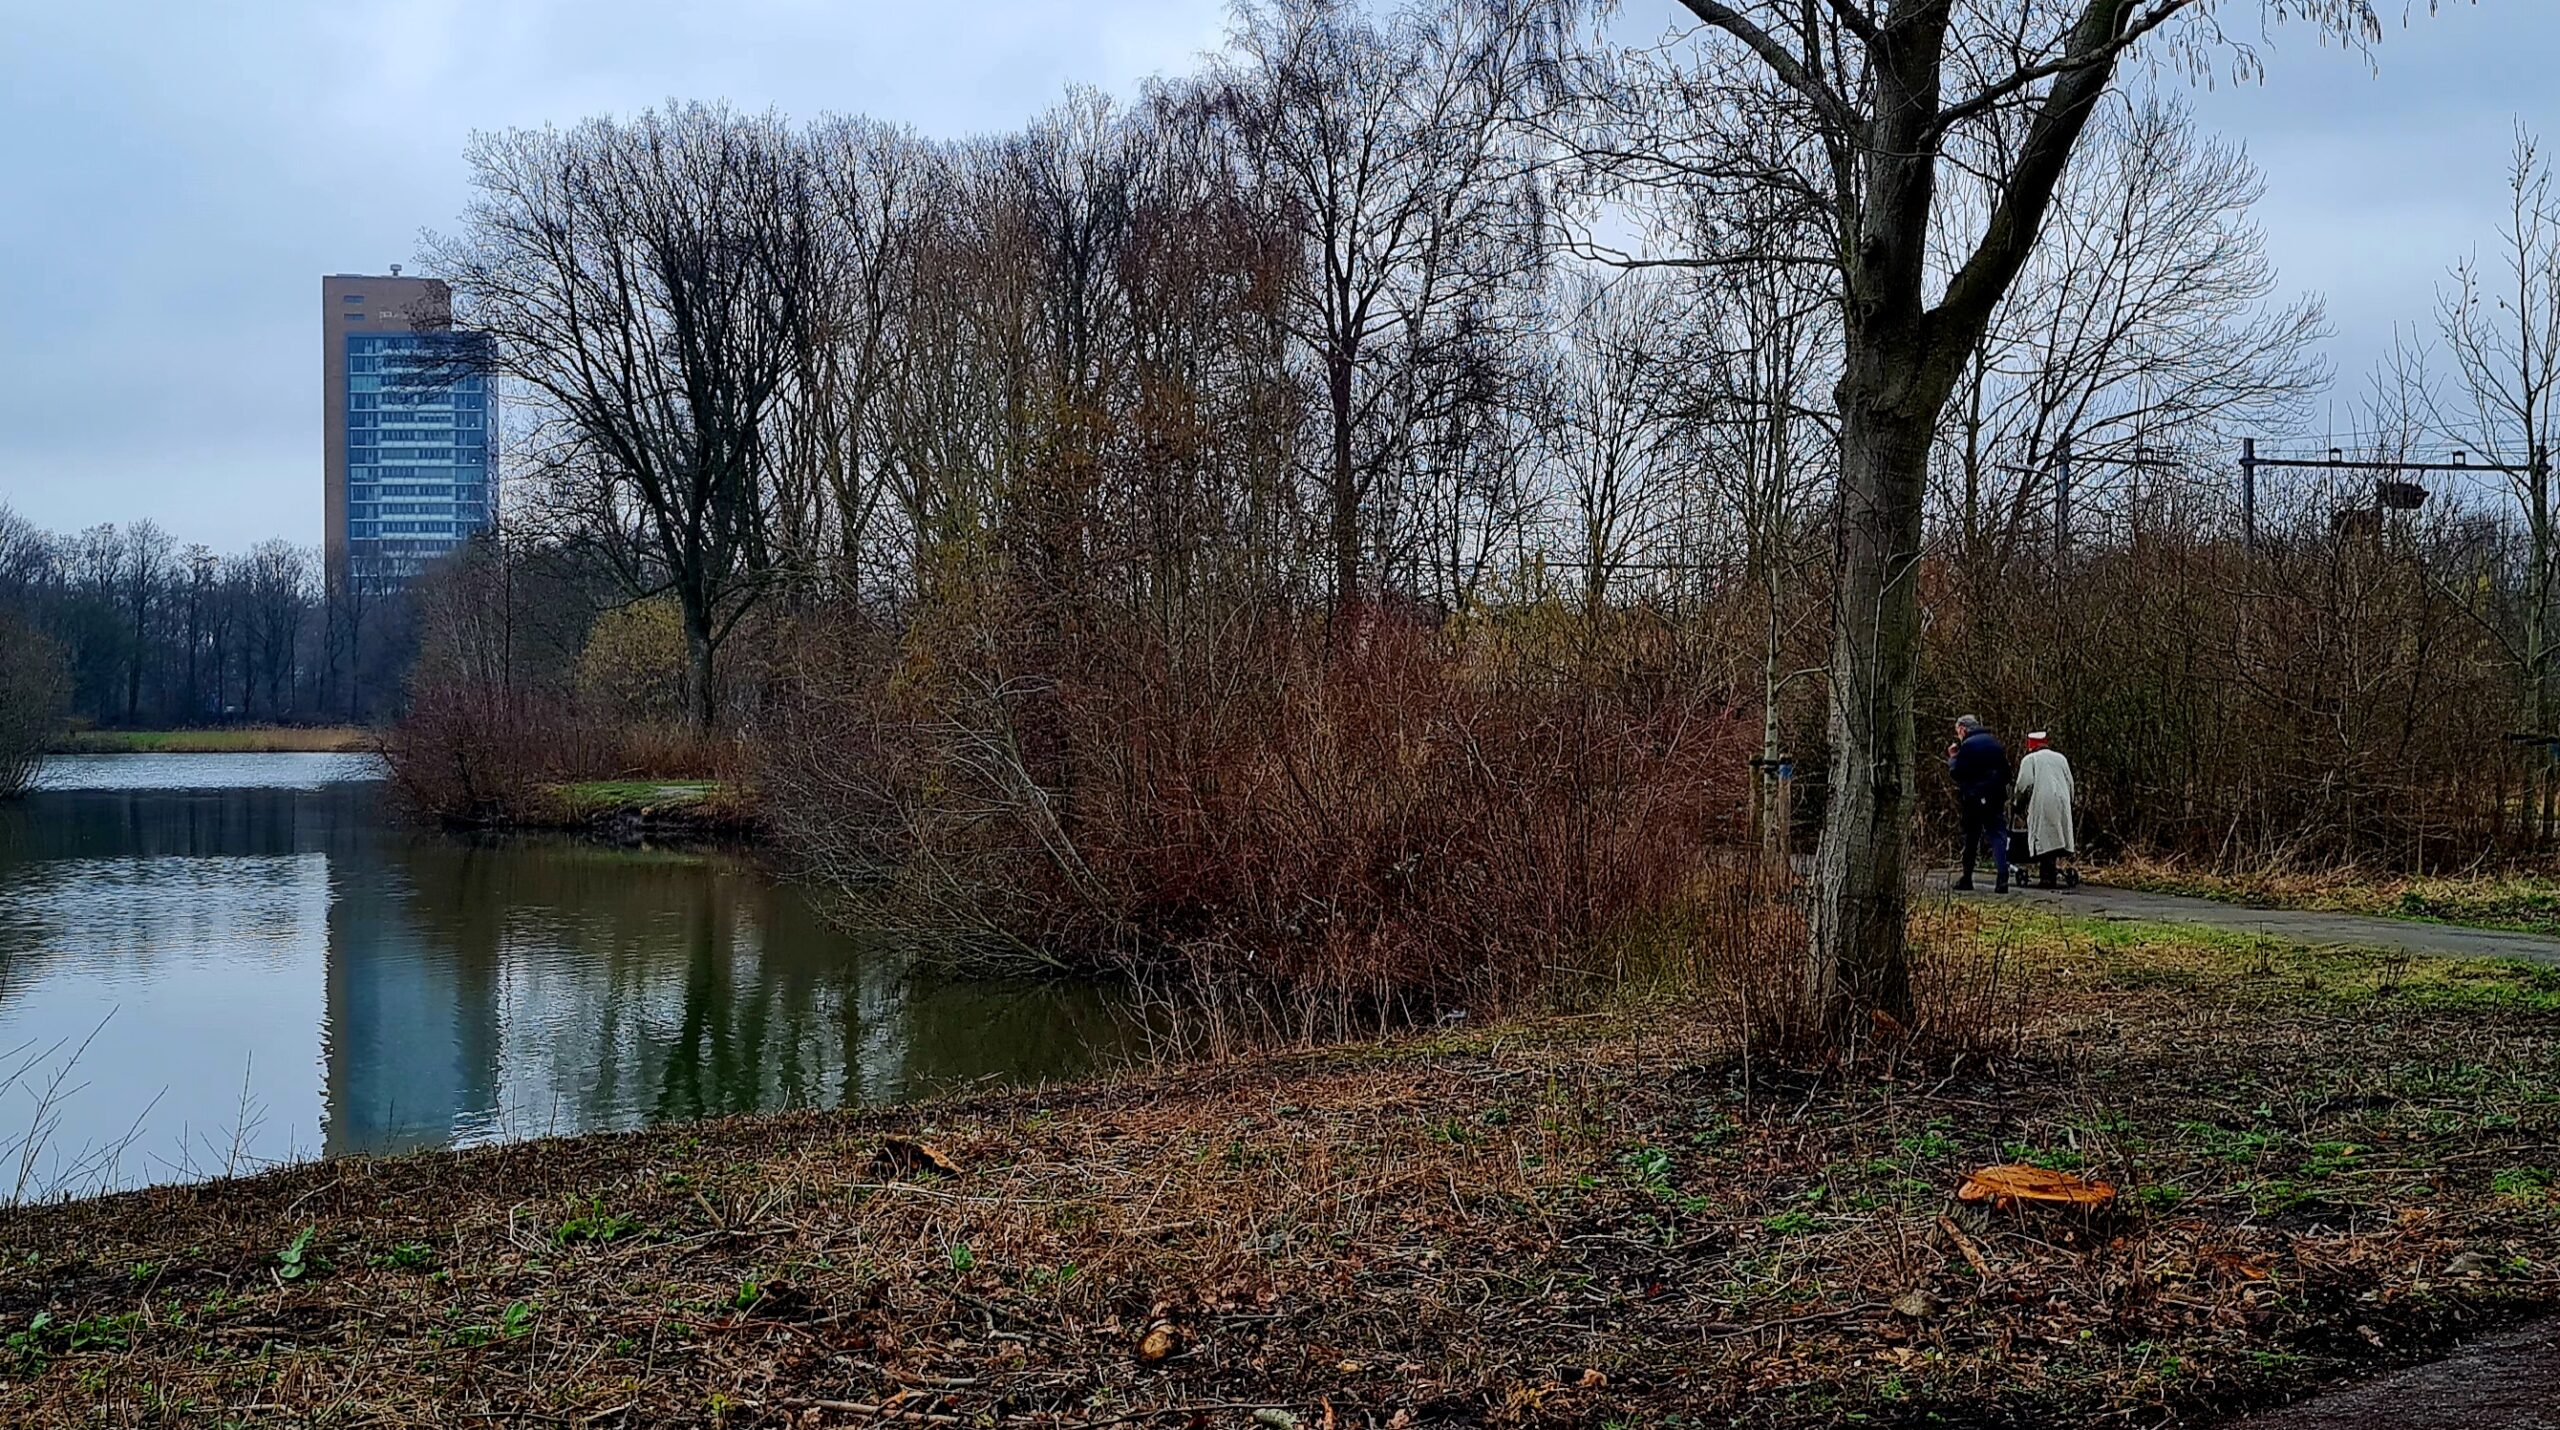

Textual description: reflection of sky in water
[0,853,329,1192]
[0,756,1134,1199]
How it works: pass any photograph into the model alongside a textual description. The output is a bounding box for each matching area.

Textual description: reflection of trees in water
[2,776,1132,1175]
[0,785,355,1019]
[332,831,1134,1153]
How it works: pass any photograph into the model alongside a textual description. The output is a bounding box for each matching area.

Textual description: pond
[0,754,1138,1199]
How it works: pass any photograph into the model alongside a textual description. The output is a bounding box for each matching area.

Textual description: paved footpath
[2216,1317,2560,1429]
[1949,879,2560,968]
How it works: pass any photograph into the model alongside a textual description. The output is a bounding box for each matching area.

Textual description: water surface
[0,755,1133,1197]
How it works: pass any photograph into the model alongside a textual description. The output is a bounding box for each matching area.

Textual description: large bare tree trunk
[1806,374,1933,1031]
[1645,0,2182,1042]
[682,601,718,733]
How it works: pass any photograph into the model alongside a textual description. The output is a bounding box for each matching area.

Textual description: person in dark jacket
[1946,715,2010,892]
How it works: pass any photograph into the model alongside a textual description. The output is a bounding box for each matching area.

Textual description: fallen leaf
[1956,1164,2116,1209]
[867,1137,963,1180]
[1577,1369,1607,1389]
[2200,1251,2270,1282]
[1136,1320,1181,1364]
[1892,1289,1938,1319]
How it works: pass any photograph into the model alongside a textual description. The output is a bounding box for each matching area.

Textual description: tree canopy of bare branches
[1559,0,2384,1038]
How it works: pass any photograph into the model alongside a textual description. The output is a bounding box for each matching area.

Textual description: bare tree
[0,507,45,602]
[1548,272,1688,619]
[0,607,66,796]
[181,544,215,720]
[1679,241,1839,861]
[1938,96,2326,573]
[431,104,820,729]
[776,116,932,595]
[1224,0,1549,612]
[117,520,172,723]
[1565,0,2382,1038]
[236,541,313,718]
[2376,127,2560,838]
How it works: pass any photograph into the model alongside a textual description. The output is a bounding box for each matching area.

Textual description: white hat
[2026,730,2049,741]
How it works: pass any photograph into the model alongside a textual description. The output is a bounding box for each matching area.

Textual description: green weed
[6,1311,137,1374]
[369,1242,435,1271]
[555,1199,640,1246]
[2491,1166,2553,1200]
[275,1226,321,1282]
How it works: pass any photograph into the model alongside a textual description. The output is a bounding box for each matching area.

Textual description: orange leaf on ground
[1956,1164,2116,1208]
[867,1137,964,1180]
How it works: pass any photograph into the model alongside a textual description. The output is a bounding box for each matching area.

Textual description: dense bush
[383,681,746,826]
[575,598,689,726]
[760,603,1753,1035]
[1924,509,2523,870]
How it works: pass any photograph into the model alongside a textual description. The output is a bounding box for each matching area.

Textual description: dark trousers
[1958,796,2009,888]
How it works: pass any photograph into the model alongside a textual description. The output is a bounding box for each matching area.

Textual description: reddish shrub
[762,603,1754,1034]
[385,681,745,825]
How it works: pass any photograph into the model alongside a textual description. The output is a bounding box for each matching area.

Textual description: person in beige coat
[2011,731,2077,889]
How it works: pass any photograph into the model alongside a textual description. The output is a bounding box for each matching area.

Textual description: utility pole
[1994,433,2166,556]
[2240,437,2258,554]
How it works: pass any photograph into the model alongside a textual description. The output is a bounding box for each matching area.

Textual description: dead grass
[0,912,2555,1427]
[2104,852,2560,937]
[47,727,373,755]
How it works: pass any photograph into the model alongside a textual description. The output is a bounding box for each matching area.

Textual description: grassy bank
[48,726,373,755]
[517,779,758,840]
[2,909,2555,1427]
[2105,857,2560,937]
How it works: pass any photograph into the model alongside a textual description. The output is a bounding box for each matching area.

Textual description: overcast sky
[0,1,2551,553]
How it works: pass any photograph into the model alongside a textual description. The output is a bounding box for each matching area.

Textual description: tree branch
[1925,0,2196,143]
[1675,0,1866,143]
[1927,0,2145,374]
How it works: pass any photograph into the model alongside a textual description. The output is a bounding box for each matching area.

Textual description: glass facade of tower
[342,331,496,588]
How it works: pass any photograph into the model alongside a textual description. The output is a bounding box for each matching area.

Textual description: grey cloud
[0,1,2549,548]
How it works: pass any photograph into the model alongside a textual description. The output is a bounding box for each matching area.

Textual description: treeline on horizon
[10,0,2560,1026]
[0,512,413,730]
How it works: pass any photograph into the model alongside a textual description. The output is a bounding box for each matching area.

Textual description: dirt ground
[1,907,2555,1428]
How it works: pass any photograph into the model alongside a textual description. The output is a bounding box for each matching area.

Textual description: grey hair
[1955,714,1982,733]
